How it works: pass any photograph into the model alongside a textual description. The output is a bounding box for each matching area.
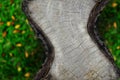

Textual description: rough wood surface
[22,0,119,80]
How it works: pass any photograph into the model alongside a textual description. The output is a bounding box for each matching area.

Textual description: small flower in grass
[25,51,29,58]
[26,19,29,24]
[117,46,120,49]
[21,30,26,34]
[24,72,30,78]
[16,43,22,47]
[0,22,3,25]
[11,16,15,20]
[9,53,13,57]
[11,22,14,25]
[15,24,20,29]
[113,56,116,61]
[113,22,117,29]
[17,66,22,72]
[112,2,117,8]
[2,53,5,57]
[13,30,20,33]
[0,4,2,8]
[2,31,7,37]
[7,21,11,26]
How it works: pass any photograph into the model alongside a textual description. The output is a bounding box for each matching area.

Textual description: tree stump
[22,0,120,80]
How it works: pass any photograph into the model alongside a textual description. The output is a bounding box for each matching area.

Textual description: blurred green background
[0,0,120,80]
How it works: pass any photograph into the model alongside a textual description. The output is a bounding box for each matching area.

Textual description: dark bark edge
[22,0,54,80]
[87,0,120,77]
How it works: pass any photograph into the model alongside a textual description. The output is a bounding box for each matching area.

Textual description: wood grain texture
[22,0,120,80]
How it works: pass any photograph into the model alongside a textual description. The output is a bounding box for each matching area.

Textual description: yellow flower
[113,56,116,61]
[113,22,117,29]
[17,66,22,72]
[112,2,117,8]
[11,16,15,20]
[9,53,13,57]
[26,19,29,24]
[16,43,22,47]
[21,30,25,34]
[15,25,20,29]
[13,30,20,33]
[117,46,120,49]
[7,21,11,26]
[24,72,30,78]
[25,51,29,58]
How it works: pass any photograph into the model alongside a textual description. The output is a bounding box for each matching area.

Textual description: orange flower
[2,31,7,37]
[25,51,29,58]
[0,22,3,25]
[0,4,2,8]
[13,30,20,33]
[11,16,15,20]
[113,22,117,29]
[112,2,117,8]
[11,22,14,25]
[24,72,30,78]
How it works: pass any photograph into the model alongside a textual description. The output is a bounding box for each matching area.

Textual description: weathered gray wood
[22,0,119,80]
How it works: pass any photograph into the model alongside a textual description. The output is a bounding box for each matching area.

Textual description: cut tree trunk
[22,0,120,80]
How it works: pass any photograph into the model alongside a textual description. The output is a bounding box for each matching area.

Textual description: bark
[22,0,120,80]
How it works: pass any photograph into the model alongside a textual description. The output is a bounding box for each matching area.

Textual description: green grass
[97,0,120,68]
[0,0,45,80]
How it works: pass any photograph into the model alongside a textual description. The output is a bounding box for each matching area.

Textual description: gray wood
[22,0,119,80]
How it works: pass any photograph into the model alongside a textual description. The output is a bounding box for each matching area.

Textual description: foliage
[0,0,45,79]
[97,0,120,68]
